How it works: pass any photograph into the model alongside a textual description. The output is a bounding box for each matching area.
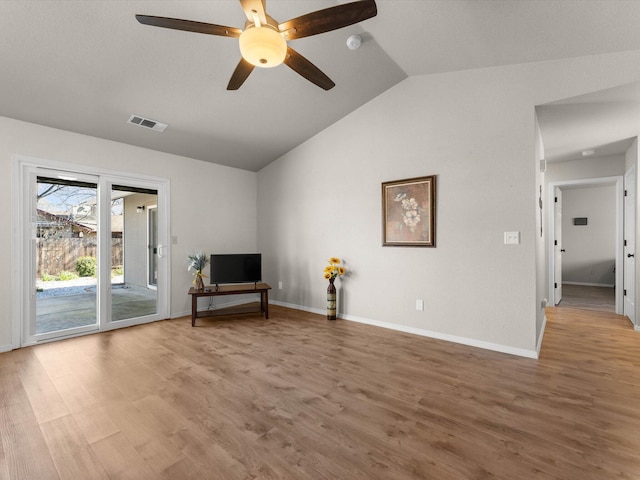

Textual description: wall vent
[127,114,168,132]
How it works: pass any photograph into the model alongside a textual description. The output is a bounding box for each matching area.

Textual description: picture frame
[382,175,436,247]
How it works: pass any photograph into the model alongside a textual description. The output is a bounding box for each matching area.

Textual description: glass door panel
[35,175,98,336]
[110,185,158,322]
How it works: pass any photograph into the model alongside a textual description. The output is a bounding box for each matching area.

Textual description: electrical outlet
[416,299,424,311]
[278,281,283,290]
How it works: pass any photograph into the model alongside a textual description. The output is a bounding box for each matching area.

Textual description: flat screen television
[210,253,261,286]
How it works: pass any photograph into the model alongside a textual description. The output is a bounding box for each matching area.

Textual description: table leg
[191,294,197,327]
[264,290,269,319]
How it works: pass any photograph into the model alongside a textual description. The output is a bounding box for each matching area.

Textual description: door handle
[628,253,635,258]
[157,245,166,258]
[560,249,566,252]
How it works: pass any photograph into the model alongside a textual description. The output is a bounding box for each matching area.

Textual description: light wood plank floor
[1,305,640,479]
[557,284,616,312]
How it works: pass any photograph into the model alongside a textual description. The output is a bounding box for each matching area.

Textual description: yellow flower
[323,257,346,279]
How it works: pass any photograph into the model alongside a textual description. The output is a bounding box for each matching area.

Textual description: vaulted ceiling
[3,1,640,171]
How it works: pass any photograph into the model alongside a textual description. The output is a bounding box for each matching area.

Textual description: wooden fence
[36,238,123,278]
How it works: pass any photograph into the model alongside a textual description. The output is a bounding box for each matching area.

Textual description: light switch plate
[504,231,520,245]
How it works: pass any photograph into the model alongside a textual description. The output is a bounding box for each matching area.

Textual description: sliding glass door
[19,162,170,346]
[110,186,158,323]
[35,173,99,337]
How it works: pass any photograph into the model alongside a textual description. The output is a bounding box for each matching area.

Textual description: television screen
[210,253,261,285]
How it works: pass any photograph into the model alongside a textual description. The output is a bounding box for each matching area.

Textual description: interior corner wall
[624,137,638,173]
[258,50,640,357]
[1,116,257,350]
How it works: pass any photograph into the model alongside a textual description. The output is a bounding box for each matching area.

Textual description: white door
[624,167,636,324]
[554,187,563,305]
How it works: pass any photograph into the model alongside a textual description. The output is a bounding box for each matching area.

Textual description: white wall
[561,186,616,286]
[534,115,546,349]
[123,193,156,288]
[258,50,640,357]
[1,116,257,351]
[546,155,626,183]
[625,138,638,173]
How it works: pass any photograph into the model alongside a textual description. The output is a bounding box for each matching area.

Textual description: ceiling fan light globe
[239,25,287,68]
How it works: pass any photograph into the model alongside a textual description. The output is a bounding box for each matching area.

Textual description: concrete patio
[36,278,157,334]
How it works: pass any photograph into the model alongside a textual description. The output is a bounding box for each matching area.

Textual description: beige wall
[258,50,640,357]
[1,117,257,350]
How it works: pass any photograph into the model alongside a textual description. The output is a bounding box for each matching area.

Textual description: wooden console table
[188,283,271,326]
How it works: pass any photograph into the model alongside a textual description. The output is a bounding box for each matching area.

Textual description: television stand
[188,282,271,326]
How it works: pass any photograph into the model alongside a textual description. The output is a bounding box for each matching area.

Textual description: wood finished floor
[1,305,640,479]
[557,284,616,313]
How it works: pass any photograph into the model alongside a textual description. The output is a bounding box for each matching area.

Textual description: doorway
[548,176,624,315]
[13,158,170,347]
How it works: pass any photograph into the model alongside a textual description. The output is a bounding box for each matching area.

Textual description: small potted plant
[187,251,208,291]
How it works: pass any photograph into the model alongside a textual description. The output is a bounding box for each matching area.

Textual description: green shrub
[41,273,56,282]
[75,256,97,277]
[112,266,123,277]
[58,270,79,281]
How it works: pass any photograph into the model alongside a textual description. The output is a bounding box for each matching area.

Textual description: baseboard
[0,343,14,353]
[536,315,547,358]
[562,281,614,288]
[270,300,325,316]
[634,324,640,333]
[270,300,538,359]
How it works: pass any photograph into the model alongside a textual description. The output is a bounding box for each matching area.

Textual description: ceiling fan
[136,0,377,91]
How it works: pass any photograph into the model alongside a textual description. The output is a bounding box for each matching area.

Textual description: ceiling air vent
[127,114,168,133]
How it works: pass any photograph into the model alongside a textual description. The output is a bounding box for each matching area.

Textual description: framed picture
[382,175,436,247]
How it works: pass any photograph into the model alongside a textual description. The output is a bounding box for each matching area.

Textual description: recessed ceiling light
[581,149,595,157]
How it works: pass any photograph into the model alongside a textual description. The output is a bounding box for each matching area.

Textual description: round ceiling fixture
[239,24,287,68]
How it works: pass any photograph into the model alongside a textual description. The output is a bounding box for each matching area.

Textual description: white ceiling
[3,1,640,171]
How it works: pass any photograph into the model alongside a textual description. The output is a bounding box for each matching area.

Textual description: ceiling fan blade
[239,0,267,25]
[279,0,377,40]
[135,15,241,38]
[284,47,335,91]
[227,58,255,90]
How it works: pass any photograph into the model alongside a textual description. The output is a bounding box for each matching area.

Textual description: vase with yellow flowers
[323,257,346,320]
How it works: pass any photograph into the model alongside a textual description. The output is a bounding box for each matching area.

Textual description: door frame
[547,175,624,315]
[147,204,158,290]
[624,166,636,326]
[11,155,171,349]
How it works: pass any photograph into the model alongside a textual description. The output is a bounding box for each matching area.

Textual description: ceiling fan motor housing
[239,19,287,68]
